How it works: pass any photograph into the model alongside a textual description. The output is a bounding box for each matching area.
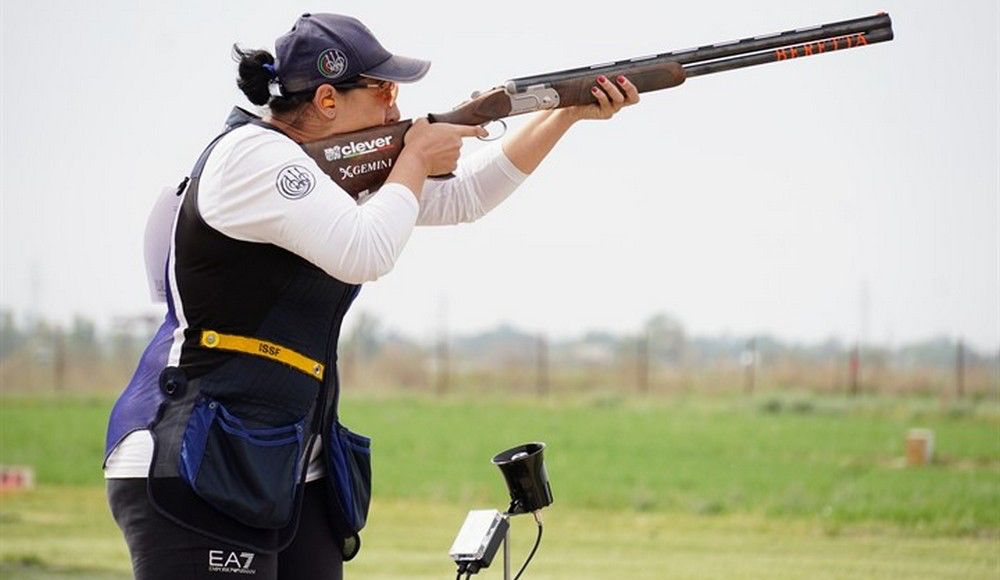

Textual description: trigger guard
[478,120,507,142]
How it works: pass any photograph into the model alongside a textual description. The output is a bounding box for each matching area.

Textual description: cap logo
[318,48,348,79]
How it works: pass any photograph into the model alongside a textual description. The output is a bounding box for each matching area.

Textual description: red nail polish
[617,76,626,84]
[597,75,607,83]
[591,87,599,93]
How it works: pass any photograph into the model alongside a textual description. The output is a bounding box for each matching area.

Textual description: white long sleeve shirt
[105,122,528,479]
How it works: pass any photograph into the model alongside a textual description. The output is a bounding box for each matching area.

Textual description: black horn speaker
[492,442,553,515]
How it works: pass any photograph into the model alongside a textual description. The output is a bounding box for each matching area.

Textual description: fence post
[637,331,650,395]
[743,336,756,395]
[956,338,965,398]
[536,333,549,396]
[435,334,449,396]
[53,327,66,391]
[849,343,860,396]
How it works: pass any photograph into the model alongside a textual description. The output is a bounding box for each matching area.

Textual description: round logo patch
[317,48,348,79]
[276,165,316,199]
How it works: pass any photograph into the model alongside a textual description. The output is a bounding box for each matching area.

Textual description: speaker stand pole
[503,521,511,580]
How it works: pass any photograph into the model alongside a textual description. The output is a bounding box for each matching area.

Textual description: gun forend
[538,60,685,108]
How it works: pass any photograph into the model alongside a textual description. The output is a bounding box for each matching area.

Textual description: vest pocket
[179,397,304,529]
[327,423,372,536]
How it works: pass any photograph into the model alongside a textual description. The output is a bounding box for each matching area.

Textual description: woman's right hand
[386,119,486,200]
[402,118,488,176]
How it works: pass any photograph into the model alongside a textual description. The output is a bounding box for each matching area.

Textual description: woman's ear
[313,84,337,119]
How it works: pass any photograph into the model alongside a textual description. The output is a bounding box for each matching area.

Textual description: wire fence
[6,319,994,399]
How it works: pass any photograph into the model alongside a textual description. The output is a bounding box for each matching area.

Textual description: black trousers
[108,478,343,580]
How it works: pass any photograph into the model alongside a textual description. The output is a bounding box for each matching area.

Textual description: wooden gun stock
[300,121,412,198]
[428,88,512,126]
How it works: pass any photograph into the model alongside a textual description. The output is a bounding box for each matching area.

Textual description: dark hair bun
[233,45,275,106]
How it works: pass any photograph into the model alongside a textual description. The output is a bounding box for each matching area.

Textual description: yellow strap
[199,330,325,381]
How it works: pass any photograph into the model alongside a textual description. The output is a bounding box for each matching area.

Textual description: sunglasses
[334,78,398,108]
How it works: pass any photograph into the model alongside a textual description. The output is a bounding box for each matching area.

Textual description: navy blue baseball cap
[274,13,431,94]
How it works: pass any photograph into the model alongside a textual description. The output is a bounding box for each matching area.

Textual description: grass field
[1,391,998,578]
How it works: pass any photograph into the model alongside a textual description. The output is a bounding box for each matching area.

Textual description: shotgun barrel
[506,13,893,91]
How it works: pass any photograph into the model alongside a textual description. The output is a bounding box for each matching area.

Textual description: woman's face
[335,79,400,132]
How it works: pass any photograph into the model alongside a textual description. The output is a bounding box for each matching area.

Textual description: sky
[1,0,998,352]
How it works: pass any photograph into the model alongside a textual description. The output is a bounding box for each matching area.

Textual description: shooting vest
[105,108,369,555]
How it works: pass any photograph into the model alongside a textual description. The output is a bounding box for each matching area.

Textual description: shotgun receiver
[302,13,893,197]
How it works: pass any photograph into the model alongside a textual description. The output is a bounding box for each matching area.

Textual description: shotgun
[301,13,894,197]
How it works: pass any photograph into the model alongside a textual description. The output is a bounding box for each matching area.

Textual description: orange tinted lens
[381,81,398,107]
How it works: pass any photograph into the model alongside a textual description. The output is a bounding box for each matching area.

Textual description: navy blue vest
[105,108,364,553]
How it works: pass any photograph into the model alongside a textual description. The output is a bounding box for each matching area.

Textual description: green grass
[0,488,997,579]
[0,391,998,578]
[0,394,110,485]
[342,392,1000,535]
[2,392,998,534]
[0,487,129,579]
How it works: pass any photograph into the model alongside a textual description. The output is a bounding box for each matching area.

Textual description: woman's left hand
[502,74,641,173]
[565,75,641,122]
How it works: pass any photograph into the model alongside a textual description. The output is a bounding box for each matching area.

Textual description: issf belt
[199,330,325,381]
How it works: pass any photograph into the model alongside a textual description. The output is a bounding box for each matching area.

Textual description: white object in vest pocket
[144,184,184,303]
